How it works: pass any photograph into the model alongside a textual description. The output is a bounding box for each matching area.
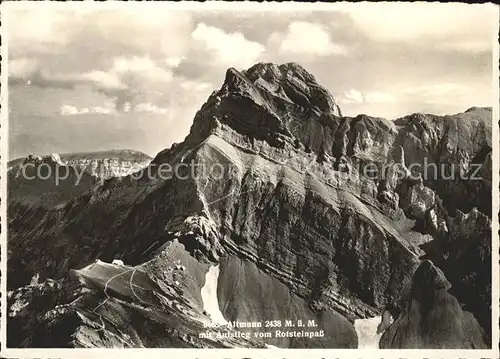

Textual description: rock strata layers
[7,62,492,348]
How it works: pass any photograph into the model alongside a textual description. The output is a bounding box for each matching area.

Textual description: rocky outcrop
[379,260,488,349]
[7,62,492,348]
[420,208,492,341]
[7,242,267,348]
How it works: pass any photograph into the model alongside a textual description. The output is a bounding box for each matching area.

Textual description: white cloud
[112,56,174,83]
[341,89,364,104]
[9,54,183,113]
[73,56,176,109]
[385,81,492,115]
[180,80,212,92]
[364,92,397,104]
[134,102,169,114]
[402,83,470,100]
[60,105,79,116]
[9,58,38,78]
[164,56,185,68]
[82,70,123,90]
[117,9,193,57]
[7,7,71,52]
[5,6,193,66]
[60,104,113,116]
[66,56,174,93]
[342,3,495,52]
[340,89,397,104]
[91,106,113,114]
[269,21,349,57]
[191,23,265,68]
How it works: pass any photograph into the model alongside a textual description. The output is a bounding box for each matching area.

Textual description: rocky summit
[7,62,492,348]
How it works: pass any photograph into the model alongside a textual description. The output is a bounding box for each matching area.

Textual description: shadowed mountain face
[380,260,487,349]
[7,62,491,348]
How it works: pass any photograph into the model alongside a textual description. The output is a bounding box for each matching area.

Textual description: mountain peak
[22,153,66,167]
[243,61,317,83]
[220,62,342,116]
[183,62,343,156]
[465,106,492,113]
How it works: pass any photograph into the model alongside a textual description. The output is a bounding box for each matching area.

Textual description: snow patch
[265,344,279,349]
[354,316,384,348]
[48,153,67,165]
[200,265,227,325]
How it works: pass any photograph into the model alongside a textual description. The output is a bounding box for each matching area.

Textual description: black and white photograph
[1,2,499,357]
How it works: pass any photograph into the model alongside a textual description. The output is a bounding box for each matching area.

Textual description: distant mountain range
[8,149,152,177]
[7,149,152,208]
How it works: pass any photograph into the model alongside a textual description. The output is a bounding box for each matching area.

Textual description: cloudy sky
[5,2,497,159]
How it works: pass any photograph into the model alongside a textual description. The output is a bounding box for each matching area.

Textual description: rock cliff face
[7,62,492,348]
[379,260,487,348]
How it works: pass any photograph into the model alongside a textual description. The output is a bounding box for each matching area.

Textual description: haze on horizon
[4,2,497,159]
